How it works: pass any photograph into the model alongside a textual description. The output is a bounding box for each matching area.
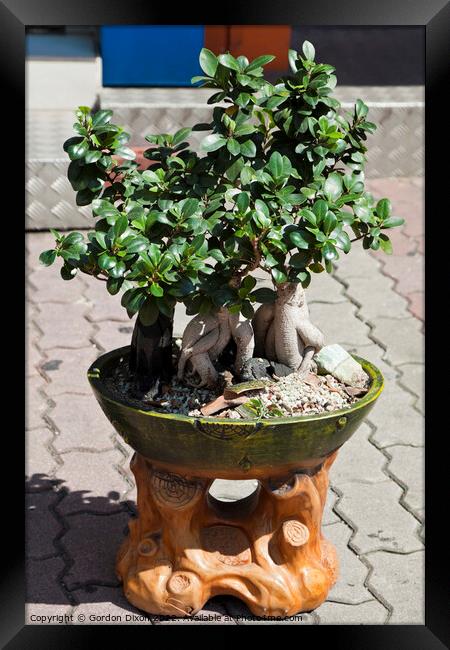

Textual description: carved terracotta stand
[116,450,339,618]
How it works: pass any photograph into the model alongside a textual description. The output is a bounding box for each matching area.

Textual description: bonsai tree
[40,41,403,395]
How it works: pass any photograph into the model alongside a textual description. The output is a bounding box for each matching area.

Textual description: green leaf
[98,252,117,271]
[245,54,275,72]
[218,53,241,71]
[381,216,404,229]
[249,287,277,303]
[322,241,338,261]
[92,110,113,128]
[289,230,309,250]
[379,234,393,254]
[236,192,250,213]
[376,198,392,220]
[172,127,191,146]
[201,134,227,152]
[39,249,56,266]
[113,213,128,239]
[267,151,284,178]
[302,40,315,61]
[323,173,343,202]
[271,268,288,284]
[288,49,298,72]
[84,150,102,164]
[106,277,123,295]
[227,138,241,156]
[199,48,218,76]
[148,243,162,267]
[114,146,136,160]
[150,282,164,297]
[67,140,89,160]
[312,199,328,223]
[355,99,369,119]
[240,140,256,158]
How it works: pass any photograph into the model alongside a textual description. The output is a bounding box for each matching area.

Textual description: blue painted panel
[100,25,204,86]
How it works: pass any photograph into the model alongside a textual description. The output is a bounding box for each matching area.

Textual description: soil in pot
[102,339,370,420]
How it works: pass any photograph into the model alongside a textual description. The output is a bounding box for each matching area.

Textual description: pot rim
[87,346,384,426]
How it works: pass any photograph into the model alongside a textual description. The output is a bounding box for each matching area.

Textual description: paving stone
[366,379,423,448]
[406,291,424,322]
[73,586,153,624]
[330,424,386,486]
[308,301,371,348]
[26,341,43,378]
[51,394,115,452]
[224,597,314,624]
[26,428,58,491]
[372,228,417,257]
[382,253,423,297]
[36,303,93,350]
[386,446,424,516]
[55,450,130,515]
[398,363,424,413]
[93,319,134,353]
[62,512,130,590]
[416,235,424,255]
[26,556,70,604]
[371,316,424,366]
[26,491,62,558]
[43,346,101,396]
[324,522,371,604]
[26,232,56,267]
[368,550,424,624]
[209,479,259,502]
[26,375,49,430]
[153,599,236,625]
[30,266,87,304]
[346,343,398,382]
[25,603,74,625]
[323,488,340,526]
[84,278,130,323]
[337,480,423,554]
[306,270,346,304]
[333,241,382,281]
[342,275,410,323]
[315,599,387,624]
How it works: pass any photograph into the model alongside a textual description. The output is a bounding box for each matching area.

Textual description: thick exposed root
[178,308,254,388]
[252,283,324,376]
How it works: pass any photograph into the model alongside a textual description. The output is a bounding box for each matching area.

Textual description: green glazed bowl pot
[87,346,384,480]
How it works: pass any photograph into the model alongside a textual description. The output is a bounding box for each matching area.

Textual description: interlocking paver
[368,550,424,624]
[43,346,100,396]
[26,375,49,430]
[26,603,74,625]
[26,439,58,492]
[93,319,135,353]
[330,424,386,485]
[398,363,424,413]
[315,599,387,624]
[153,599,236,625]
[309,301,371,348]
[26,556,70,604]
[25,176,424,624]
[325,522,371,604]
[336,480,423,554]
[386,446,424,517]
[62,512,130,590]
[55,450,130,515]
[36,303,93,350]
[26,491,62,558]
[73,586,153,624]
[51,394,115,452]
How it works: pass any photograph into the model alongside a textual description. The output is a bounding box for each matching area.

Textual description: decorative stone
[314,344,368,387]
[239,357,294,381]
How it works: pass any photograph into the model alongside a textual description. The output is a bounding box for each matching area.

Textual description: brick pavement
[25,177,424,625]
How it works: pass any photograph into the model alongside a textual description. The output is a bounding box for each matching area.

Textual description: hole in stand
[207,479,260,519]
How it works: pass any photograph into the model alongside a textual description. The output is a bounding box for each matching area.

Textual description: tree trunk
[129,314,174,395]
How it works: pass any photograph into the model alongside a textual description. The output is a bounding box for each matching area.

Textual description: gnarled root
[252,282,324,376]
[178,308,254,388]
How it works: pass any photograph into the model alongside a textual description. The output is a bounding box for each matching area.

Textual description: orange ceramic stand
[116,450,339,618]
